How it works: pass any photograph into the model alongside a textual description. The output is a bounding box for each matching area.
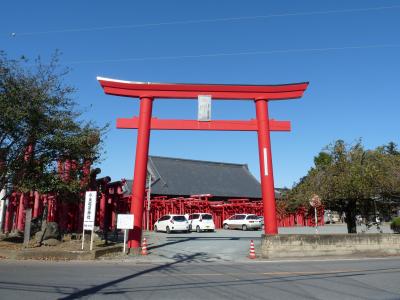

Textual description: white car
[324,210,341,224]
[188,213,215,232]
[154,214,189,233]
[223,214,262,231]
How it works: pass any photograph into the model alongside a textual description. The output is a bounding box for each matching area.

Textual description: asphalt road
[0,257,400,299]
[142,224,392,263]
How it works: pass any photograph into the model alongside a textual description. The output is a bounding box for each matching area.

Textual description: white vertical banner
[198,95,212,121]
[146,173,151,231]
[83,191,97,230]
[0,189,6,232]
[82,191,97,250]
[263,147,269,176]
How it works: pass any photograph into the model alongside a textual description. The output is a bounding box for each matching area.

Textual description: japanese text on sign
[83,191,97,230]
[198,95,211,121]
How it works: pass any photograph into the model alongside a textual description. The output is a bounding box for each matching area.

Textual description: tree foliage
[0,51,107,198]
[289,140,400,233]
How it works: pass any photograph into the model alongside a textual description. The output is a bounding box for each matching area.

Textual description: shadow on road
[58,252,212,300]
[0,264,400,299]
[60,265,400,299]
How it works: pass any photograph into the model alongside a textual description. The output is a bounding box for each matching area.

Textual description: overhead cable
[9,4,400,37]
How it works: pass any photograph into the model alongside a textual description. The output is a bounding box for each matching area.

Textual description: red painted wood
[97,77,308,100]
[98,78,308,92]
[128,97,153,249]
[104,87,305,100]
[116,118,291,131]
[17,193,25,232]
[33,191,40,218]
[256,100,278,234]
[97,76,309,249]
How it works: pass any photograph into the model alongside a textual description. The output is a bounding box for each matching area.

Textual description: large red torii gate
[97,77,309,250]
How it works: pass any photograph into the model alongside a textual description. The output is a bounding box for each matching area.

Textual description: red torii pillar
[97,77,309,250]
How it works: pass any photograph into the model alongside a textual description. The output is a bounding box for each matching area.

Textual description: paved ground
[138,224,393,263]
[0,224,397,299]
[0,257,399,299]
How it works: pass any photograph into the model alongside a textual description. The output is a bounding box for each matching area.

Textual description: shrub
[390,217,400,233]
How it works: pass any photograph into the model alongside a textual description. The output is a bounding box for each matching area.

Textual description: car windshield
[201,214,213,220]
[173,216,186,222]
[246,215,259,220]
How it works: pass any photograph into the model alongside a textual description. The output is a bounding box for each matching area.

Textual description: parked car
[154,214,189,233]
[324,210,340,224]
[257,216,264,229]
[223,214,262,231]
[188,213,215,232]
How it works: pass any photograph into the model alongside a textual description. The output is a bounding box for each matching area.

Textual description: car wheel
[223,224,229,230]
[166,226,171,234]
[154,225,158,232]
[196,226,201,233]
[242,225,247,231]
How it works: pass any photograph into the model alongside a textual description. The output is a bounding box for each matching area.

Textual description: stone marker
[23,208,32,247]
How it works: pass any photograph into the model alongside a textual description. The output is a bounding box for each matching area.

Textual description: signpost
[82,191,97,251]
[0,189,6,233]
[198,95,211,121]
[117,214,134,254]
[310,195,321,234]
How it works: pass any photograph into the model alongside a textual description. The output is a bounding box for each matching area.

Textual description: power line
[10,4,400,37]
[64,44,400,65]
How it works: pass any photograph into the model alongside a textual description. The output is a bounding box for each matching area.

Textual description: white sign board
[0,200,5,230]
[0,189,6,230]
[198,95,211,121]
[117,214,134,230]
[83,191,97,230]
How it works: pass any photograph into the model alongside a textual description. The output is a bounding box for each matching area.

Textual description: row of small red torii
[97,77,309,250]
[0,191,324,234]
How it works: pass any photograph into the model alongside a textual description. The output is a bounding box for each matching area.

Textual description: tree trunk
[345,200,357,233]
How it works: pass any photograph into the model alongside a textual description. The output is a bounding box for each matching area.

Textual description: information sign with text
[198,95,211,121]
[83,191,97,230]
[117,214,134,230]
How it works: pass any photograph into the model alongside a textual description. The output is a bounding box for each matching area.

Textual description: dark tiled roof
[125,156,263,199]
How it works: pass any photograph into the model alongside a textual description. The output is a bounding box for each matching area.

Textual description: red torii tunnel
[97,77,309,250]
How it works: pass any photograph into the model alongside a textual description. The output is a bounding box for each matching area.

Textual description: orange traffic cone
[249,240,256,259]
[141,237,148,256]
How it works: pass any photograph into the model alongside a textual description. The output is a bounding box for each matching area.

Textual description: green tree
[289,140,400,233]
[0,51,106,199]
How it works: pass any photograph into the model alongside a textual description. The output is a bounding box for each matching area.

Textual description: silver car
[222,214,262,231]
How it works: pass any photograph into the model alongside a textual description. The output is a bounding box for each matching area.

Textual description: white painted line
[263,147,268,176]
[237,256,400,264]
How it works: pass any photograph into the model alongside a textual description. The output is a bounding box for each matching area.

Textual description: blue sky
[1,1,399,188]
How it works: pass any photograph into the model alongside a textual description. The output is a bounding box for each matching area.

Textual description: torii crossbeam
[97,77,309,250]
[117,118,291,131]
